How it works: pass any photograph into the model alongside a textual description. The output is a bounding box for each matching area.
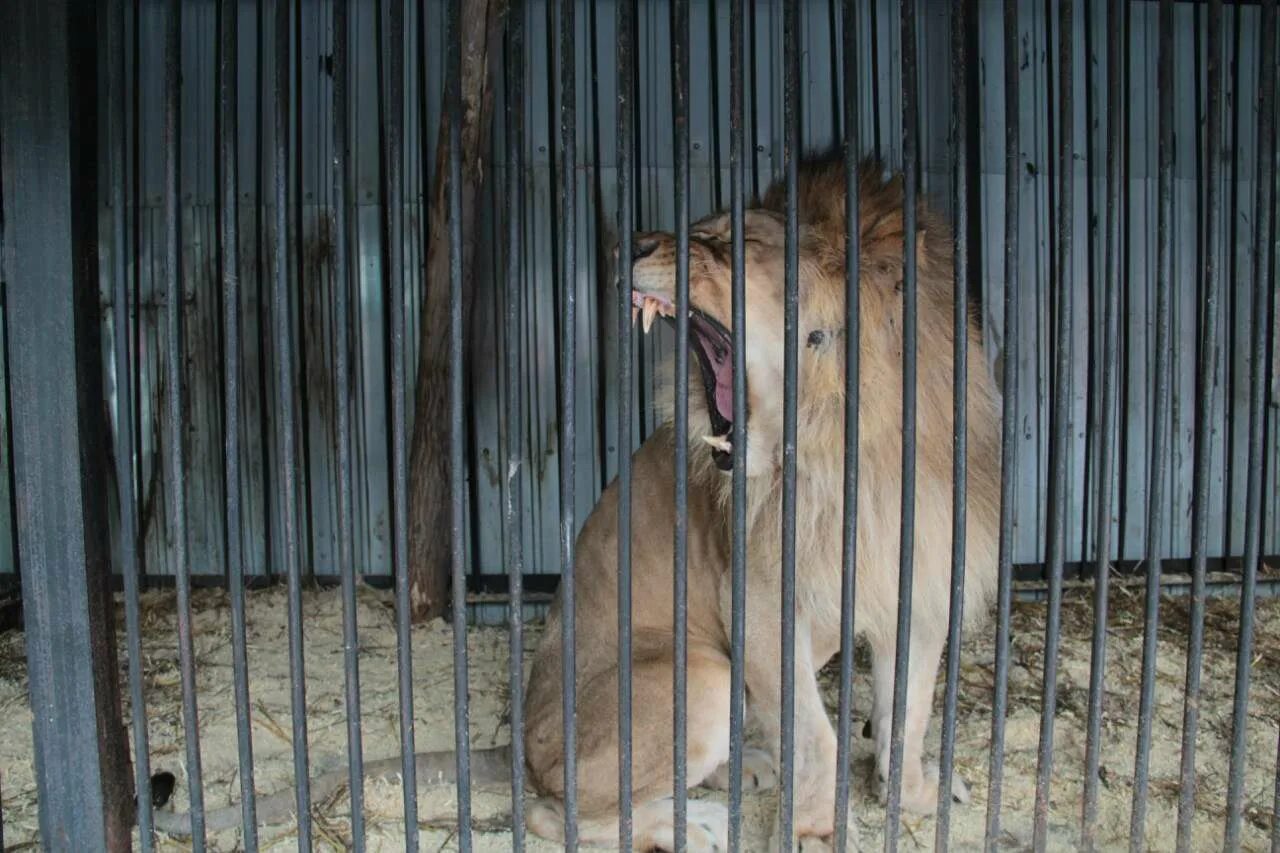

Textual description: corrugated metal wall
[0,0,1274,580]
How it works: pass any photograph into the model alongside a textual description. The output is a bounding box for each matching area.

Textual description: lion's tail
[150,745,513,838]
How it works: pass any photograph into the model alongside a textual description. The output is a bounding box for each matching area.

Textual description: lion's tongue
[714,360,734,422]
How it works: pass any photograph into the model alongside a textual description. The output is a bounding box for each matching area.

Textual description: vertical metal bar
[935,0,968,844]
[671,0,691,847]
[983,0,1020,845]
[331,0,366,846]
[1224,0,1276,847]
[833,1,861,849]
[272,0,313,842]
[1033,0,1074,844]
[727,0,749,845]
[506,3,528,848]
[292,0,314,574]
[1,0,134,848]
[109,0,155,845]
[446,0,474,845]
[558,0,579,846]
[615,0,635,848]
[780,0,802,846]
[1081,0,1124,844]
[165,0,211,845]
[219,0,259,845]
[1175,3,1224,851]
[885,2,919,850]
[1129,2,1174,846]
[379,0,419,843]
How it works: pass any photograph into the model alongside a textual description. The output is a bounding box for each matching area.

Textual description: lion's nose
[631,234,660,262]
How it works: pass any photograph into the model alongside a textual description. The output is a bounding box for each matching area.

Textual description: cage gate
[0,1,1278,852]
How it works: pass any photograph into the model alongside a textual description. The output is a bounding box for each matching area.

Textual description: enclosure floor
[1,578,1277,851]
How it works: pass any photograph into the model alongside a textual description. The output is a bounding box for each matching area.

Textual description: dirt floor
[1,575,1277,852]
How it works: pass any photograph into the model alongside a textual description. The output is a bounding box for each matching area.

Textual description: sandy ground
[1,577,1277,852]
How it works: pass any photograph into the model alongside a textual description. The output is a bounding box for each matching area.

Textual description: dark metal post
[1033,0,1075,843]
[377,0,420,842]
[780,0,802,846]
[1176,2,1224,850]
[506,3,529,848]
[615,0,635,849]
[331,0,366,845]
[671,0,691,847]
[164,0,209,844]
[107,0,155,846]
[218,0,259,845]
[935,0,969,842]
[728,0,750,846]
[1224,0,1277,847]
[833,2,861,849]
[1081,0,1124,844]
[0,0,134,848]
[984,0,1021,845]
[558,0,579,846]
[886,1,920,848]
[447,0,474,844]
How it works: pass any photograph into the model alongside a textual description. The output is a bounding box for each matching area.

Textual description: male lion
[152,157,1000,851]
[521,156,1002,850]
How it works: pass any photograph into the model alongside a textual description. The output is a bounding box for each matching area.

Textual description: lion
[520,155,1002,850]
[152,156,1001,852]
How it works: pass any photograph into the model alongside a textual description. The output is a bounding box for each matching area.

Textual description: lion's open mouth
[632,290,738,471]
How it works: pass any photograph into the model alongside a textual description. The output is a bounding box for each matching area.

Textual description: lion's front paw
[768,803,860,853]
[876,762,970,816]
[704,747,777,792]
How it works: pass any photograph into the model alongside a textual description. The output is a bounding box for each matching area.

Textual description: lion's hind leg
[525,649,733,850]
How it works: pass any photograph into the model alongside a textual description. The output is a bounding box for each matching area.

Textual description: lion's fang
[701,434,732,453]
[642,298,659,333]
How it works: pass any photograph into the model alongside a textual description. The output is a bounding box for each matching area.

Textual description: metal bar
[506,3,528,848]
[165,0,210,845]
[218,0,259,844]
[1129,2,1175,846]
[780,0,802,846]
[447,0,474,845]
[984,0,1021,845]
[833,0,861,848]
[109,0,155,845]
[558,0,579,845]
[885,2,919,849]
[671,0,691,847]
[272,0,312,842]
[1225,0,1277,846]
[331,0,366,846]
[1176,3,1224,850]
[615,0,634,847]
[1081,0,1124,844]
[292,0,314,578]
[1033,0,1074,843]
[380,0,419,843]
[727,0,749,845]
[0,1,134,847]
[935,0,968,843]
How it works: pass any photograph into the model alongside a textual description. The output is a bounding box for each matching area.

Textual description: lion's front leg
[869,631,971,817]
[729,583,854,850]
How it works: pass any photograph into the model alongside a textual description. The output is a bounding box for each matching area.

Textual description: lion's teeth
[642,298,659,333]
[701,434,732,453]
[631,305,640,326]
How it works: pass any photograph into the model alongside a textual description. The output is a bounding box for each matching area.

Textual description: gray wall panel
[2,0,1274,581]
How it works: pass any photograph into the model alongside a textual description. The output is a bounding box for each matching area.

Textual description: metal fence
[1,0,1278,851]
